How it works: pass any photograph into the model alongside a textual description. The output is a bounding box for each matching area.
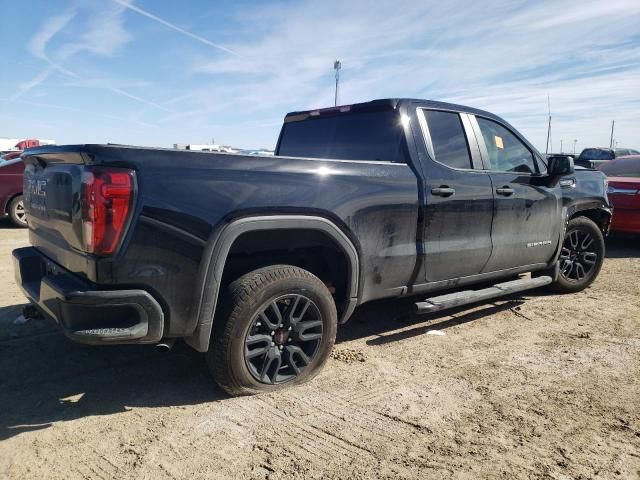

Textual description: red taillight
[81,167,135,255]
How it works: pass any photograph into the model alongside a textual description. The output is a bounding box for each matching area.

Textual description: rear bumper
[13,247,164,345]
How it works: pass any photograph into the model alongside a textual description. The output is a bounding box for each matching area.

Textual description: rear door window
[422,110,473,169]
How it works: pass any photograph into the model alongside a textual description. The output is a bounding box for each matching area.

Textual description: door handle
[431,186,455,197]
[495,186,515,196]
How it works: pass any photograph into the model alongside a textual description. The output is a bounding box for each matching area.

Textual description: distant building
[0,137,55,151]
[173,143,240,153]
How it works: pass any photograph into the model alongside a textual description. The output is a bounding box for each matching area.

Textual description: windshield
[579,148,614,160]
[277,109,407,162]
[598,156,640,177]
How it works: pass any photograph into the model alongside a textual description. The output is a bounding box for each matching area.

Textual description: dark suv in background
[576,147,640,169]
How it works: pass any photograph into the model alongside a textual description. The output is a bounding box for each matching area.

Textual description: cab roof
[283,98,504,123]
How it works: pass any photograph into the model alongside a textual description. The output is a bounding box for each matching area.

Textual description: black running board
[414,276,552,314]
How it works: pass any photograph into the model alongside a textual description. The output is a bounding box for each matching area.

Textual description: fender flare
[567,202,612,232]
[546,203,612,279]
[185,215,360,352]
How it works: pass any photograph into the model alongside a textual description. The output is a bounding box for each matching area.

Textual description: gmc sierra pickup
[13,98,611,395]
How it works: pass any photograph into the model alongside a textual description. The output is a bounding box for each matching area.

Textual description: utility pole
[609,120,615,148]
[573,139,577,155]
[545,94,552,156]
[334,60,341,106]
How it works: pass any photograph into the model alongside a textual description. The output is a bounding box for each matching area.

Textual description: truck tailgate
[22,146,135,281]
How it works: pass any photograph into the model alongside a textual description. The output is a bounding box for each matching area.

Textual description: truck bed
[21,144,419,338]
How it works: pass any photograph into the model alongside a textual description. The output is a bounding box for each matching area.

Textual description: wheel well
[220,228,352,308]
[570,208,611,232]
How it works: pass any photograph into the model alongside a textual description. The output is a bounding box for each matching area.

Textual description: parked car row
[1,139,53,227]
[1,136,638,235]
[575,147,640,168]
[544,147,640,234]
[0,154,27,227]
[598,155,640,234]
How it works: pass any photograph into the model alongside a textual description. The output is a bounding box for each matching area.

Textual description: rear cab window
[277,109,407,163]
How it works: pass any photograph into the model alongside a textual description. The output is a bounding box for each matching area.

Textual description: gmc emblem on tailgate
[29,179,47,196]
[25,178,48,214]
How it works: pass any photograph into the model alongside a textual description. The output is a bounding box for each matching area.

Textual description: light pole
[573,139,577,155]
[560,139,563,154]
[334,60,341,107]
[609,120,615,148]
[545,95,551,156]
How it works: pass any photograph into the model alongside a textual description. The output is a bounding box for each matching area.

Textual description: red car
[599,155,640,233]
[0,154,27,227]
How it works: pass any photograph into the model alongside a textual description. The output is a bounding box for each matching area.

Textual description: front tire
[550,216,605,293]
[207,265,337,396]
[8,195,28,228]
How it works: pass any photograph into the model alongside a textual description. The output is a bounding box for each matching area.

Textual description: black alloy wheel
[207,265,337,396]
[244,294,323,384]
[550,216,605,293]
[559,229,598,282]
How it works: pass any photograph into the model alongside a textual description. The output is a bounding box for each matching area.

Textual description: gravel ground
[1,220,639,479]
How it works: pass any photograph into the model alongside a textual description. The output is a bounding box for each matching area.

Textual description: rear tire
[550,216,605,293]
[8,195,28,228]
[207,265,337,396]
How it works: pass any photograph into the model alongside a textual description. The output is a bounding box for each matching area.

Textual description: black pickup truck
[13,98,611,395]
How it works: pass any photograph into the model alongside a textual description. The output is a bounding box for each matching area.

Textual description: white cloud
[12,65,56,100]
[5,0,640,149]
[27,10,76,60]
[112,0,239,56]
[11,0,164,111]
[173,0,640,149]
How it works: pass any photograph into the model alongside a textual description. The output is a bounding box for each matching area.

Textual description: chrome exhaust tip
[155,338,176,352]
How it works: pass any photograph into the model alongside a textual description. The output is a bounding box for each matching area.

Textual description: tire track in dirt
[254,396,374,462]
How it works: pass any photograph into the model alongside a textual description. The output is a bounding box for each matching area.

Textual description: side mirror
[548,155,574,176]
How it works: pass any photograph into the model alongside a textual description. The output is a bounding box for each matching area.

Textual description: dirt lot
[0,220,639,480]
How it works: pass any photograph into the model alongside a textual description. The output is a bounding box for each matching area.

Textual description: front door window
[476,117,536,174]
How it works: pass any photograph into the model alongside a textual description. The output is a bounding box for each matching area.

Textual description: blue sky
[1,0,639,152]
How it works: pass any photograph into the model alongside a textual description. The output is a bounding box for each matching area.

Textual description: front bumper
[13,247,164,345]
